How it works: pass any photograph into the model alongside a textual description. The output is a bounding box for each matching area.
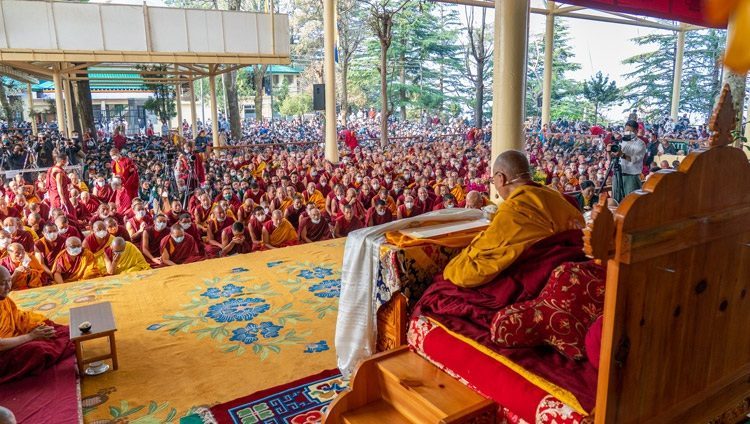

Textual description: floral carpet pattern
[10,240,345,423]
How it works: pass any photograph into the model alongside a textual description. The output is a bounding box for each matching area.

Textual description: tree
[141,66,176,124]
[464,6,492,127]
[582,72,620,124]
[362,0,412,147]
[0,82,14,122]
[279,93,313,117]
[525,20,582,120]
[622,29,726,120]
[338,0,367,124]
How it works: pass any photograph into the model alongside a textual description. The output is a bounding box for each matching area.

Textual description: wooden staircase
[325,346,497,424]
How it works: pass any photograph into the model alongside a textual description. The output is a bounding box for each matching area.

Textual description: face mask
[311,172,318,177]
[0,239,8,249]
[372,184,380,190]
[67,247,82,256]
[180,222,191,230]
[405,202,413,209]
[172,235,184,243]
[385,178,392,183]
[377,210,386,216]
[45,232,58,242]
[58,227,68,234]
[136,210,146,219]
[311,217,321,225]
[356,177,363,183]
[95,230,108,239]
[155,222,167,231]
[446,204,455,209]
[223,194,232,201]
[263,207,270,214]
[3,226,15,234]
[336,195,343,201]
[255,214,265,221]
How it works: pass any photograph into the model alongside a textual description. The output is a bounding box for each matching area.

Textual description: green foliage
[139,65,176,124]
[273,77,290,113]
[582,71,620,124]
[278,93,313,117]
[526,20,582,120]
[622,29,726,120]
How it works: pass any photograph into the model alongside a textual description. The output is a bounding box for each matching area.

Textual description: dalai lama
[0,266,74,384]
[412,150,586,330]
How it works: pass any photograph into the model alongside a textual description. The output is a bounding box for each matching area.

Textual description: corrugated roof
[265,65,303,75]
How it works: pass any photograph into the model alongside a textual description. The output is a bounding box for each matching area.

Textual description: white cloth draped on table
[335,208,484,376]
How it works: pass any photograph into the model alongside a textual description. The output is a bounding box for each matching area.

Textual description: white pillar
[491,0,529,164]
[26,83,37,136]
[670,28,685,121]
[209,74,220,148]
[541,1,555,127]
[745,96,750,141]
[189,79,198,138]
[52,69,66,137]
[323,0,339,163]
[175,78,183,136]
[63,79,75,138]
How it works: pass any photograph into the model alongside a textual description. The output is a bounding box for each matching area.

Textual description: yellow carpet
[10,239,345,423]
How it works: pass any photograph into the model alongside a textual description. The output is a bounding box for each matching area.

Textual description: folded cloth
[0,321,75,384]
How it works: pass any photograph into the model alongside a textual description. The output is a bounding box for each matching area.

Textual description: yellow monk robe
[450,185,466,204]
[279,197,293,212]
[52,249,101,283]
[267,219,298,247]
[252,161,267,178]
[0,297,45,338]
[444,183,584,288]
[0,255,47,290]
[305,190,327,210]
[106,242,151,274]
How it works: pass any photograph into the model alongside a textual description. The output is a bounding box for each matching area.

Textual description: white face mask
[96,181,105,187]
[311,217,321,225]
[172,235,184,243]
[155,222,167,231]
[180,222,191,230]
[405,202,413,209]
[95,230,108,239]
[136,210,146,219]
[377,209,386,216]
[45,232,58,242]
[58,226,68,234]
[255,214,265,221]
[67,247,82,256]
[0,238,8,249]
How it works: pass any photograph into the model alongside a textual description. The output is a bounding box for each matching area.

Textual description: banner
[559,0,723,28]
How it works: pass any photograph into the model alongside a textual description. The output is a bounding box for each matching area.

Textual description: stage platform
[9,239,345,423]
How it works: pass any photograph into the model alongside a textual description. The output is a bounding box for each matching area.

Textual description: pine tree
[582,72,620,124]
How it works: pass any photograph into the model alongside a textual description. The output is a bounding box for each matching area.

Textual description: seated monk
[103,237,151,275]
[205,206,234,258]
[262,210,298,249]
[365,200,394,227]
[35,223,66,280]
[463,190,483,209]
[160,225,202,266]
[4,217,34,253]
[125,202,151,245]
[333,204,363,238]
[299,207,332,243]
[442,150,584,288]
[0,266,74,384]
[396,195,420,219]
[1,243,47,290]
[54,215,82,242]
[83,221,114,271]
[220,222,252,256]
[105,217,130,243]
[247,206,268,250]
[303,182,326,210]
[177,213,205,256]
[52,237,101,283]
[141,214,170,266]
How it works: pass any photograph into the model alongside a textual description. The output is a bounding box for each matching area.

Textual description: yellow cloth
[707,0,750,73]
[270,219,298,246]
[78,181,89,192]
[0,297,45,338]
[384,225,487,249]
[279,198,293,212]
[252,161,267,178]
[8,256,46,290]
[444,184,584,288]
[91,235,113,273]
[111,242,151,275]
[54,250,101,283]
[306,190,326,210]
[10,239,345,423]
[450,185,466,204]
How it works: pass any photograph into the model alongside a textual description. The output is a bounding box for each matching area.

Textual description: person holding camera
[608,120,647,203]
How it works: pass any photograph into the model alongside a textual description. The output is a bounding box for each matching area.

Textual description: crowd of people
[0,112,705,291]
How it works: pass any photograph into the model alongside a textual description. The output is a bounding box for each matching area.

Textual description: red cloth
[45,166,75,218]
[11,230,35,253]
[114,188,133,216]
[160,233,202,264]
[411,230,598,411]
[0,322,75,384]
[83,234,110,255]
[220,226,253,255]
[113,133,127,150]
[34,237,66,269]
[111,157,139,199]
[558,0,715,27]
[299,216,332,242]
[585,316,603,370]
[334,216,362,237]
[364,207,393,227]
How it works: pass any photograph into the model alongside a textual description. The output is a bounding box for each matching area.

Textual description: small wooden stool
[69,302,118,376]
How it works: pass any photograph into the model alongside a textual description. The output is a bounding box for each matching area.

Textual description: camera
[609,143,621,153]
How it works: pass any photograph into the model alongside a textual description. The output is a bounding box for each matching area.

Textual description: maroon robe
[220,226,253,255]
[334,216,363,237]
[143,226,170,264]
[93,185,115,204]
[126,216,153,245]
[113,188,132,216]
[299,216,332,242]
[365,207,394,227]
[11,230,35,253]
[160,233,202,265]
[284,205,305,229]
[34,237,66,270]
[83,234,110,256]
[0,321,74,384]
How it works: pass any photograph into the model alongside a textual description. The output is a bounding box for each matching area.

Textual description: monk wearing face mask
[52,237,100,283]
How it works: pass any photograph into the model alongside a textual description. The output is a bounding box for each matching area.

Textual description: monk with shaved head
[442,150,585,287]
[103,237,151,275]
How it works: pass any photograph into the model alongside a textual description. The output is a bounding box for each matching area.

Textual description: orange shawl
[270,219,298,247]
[0,297,45,338]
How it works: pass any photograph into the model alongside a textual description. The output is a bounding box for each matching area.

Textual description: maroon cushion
[490,261,606,360]
[585,316,604,369]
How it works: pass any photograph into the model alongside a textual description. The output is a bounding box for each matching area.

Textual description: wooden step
[376,349,494,423]
[341,399,411,424]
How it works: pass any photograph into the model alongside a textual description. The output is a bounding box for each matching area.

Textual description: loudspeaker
[313,84,325,111]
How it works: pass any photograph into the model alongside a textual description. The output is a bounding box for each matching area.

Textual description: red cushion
[585,316,604,369]
[490,261,606,360]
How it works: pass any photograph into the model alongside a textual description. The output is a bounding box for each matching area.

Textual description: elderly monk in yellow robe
[0,266,74,383]
[0,243,47,290]
[303,182,327,210]
[443,150,584,288]
[103,237,151,275]
[262,210,298,249]
[52,237,101,284]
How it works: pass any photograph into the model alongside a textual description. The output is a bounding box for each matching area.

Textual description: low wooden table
[69,302,118,376]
